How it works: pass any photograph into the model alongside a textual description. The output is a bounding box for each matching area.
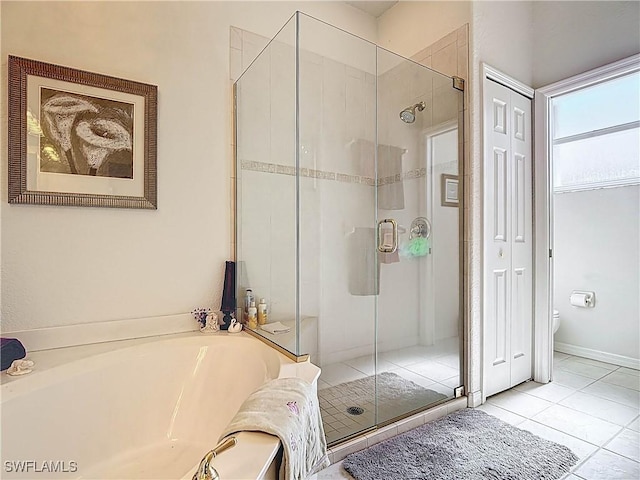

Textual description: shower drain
[346,406,365,416]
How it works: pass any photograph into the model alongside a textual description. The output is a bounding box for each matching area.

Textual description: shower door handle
[377,219,398,254]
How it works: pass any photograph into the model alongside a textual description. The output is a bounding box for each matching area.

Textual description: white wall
[554,186,640,362]
[0,1,376,334]
[470,1,533,85]
[377,1,471,58]
[532,1,640,88]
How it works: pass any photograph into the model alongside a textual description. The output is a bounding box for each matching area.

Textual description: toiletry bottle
[247,301,258,330]
[244,289,254,323]
[257,298,268,325]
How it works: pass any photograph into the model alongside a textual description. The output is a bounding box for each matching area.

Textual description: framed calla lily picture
[8,56,157,209]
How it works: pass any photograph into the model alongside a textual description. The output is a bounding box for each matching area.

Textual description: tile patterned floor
[317,338,461,444]
[318,381,376,445]
[313,351,640,480]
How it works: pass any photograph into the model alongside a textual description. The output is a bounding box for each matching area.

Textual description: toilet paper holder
[571,290,595,308]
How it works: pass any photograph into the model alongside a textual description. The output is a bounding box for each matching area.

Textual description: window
[551,71,640,192]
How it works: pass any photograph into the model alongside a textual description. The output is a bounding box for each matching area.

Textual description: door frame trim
[533,53,640,384]
[422,121,460,348]
[483,64,534,98]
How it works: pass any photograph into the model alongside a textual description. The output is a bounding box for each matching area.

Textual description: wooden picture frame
[8,55,157,209]
[441,173,459,207]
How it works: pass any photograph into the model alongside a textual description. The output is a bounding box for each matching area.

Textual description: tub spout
[192,436,237,480]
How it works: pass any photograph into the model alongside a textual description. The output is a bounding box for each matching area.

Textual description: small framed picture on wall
[441,174,459,207]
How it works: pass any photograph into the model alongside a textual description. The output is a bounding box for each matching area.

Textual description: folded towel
[1,338,26,371]
[220,378,329,480]
[349,138,375,178]
[260,321,291,335]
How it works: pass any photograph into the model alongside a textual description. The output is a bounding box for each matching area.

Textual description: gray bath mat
[319,372,448,444]
[343,409,579,480]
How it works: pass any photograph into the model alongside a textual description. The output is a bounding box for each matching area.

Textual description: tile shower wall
[235,27,297,329]
[375,26,468,355]
[232,24,467,365]
[298,41,377,364]
[233,27,378,363]
[412,24,468,344]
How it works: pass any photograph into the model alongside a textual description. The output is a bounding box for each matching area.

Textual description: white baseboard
[554,342,640,370]
[2,313,198,352]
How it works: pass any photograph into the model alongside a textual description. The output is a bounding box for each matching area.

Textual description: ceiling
[346,1,399,18]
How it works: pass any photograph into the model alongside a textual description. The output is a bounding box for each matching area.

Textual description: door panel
[493,148,508,242]
[514,153,526,243]
[375,47,463,425]
[484,80,512,396]
[493,269,509,366]
[493,98,507,134]
[510,90,533,386]
[512,267,527,359]
[483,78,533,398]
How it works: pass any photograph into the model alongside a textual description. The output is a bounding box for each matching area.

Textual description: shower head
[399,101,426,123]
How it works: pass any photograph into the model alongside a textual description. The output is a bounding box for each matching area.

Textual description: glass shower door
[235,12,464,447]
[374,48,463,424]
[297,13,379,445]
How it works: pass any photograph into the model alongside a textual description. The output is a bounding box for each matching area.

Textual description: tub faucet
[192,436,237,480]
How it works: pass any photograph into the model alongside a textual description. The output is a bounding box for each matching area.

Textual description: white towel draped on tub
[219,378,330,480]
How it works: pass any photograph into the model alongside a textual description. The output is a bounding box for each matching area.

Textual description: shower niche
[235,12,464,445]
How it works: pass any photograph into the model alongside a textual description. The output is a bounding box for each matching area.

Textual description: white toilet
[553,309,561,334]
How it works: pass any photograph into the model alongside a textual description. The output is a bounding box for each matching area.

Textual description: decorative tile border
[361,177,377,186]
[241,160,426,186]
[404,168,427,180]
[336,173,361,184]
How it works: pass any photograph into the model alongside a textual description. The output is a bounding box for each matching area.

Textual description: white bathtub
[0,331,320,479]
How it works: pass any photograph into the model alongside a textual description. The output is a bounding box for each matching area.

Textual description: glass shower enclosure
[235,12,464,445]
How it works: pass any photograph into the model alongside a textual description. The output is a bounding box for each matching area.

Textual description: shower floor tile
[318,340,460,445]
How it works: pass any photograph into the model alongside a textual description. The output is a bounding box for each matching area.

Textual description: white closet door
[509,90,533,387]
[483,78,533,398]
[484,79,513,397]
